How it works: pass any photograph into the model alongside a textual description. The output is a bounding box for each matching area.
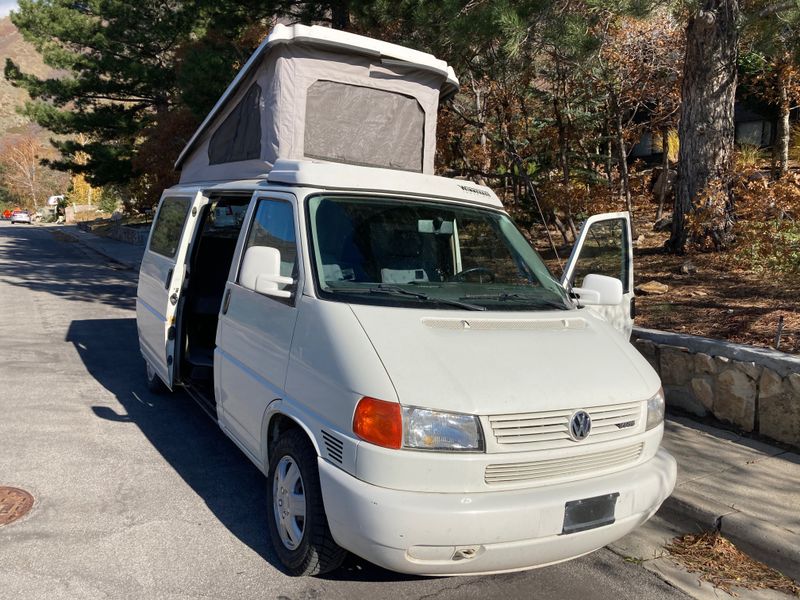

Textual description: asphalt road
[0,222,689,600]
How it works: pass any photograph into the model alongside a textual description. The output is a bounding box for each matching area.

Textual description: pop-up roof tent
[175,24,459,184]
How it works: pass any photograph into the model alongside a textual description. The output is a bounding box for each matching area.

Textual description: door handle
[169,292,179,305]
[221,289,232,315]
[165,268,173,290]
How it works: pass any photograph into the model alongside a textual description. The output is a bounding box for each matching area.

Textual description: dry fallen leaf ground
[631,210,800,356]
[666,531,800,597]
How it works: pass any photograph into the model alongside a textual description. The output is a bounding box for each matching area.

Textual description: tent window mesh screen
[209,84,262,164]
[305,81,424,172]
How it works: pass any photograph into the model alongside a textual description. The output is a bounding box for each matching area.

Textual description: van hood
[349,304,659,415]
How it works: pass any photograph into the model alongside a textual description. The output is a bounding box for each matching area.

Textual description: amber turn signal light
[353,397,402,449]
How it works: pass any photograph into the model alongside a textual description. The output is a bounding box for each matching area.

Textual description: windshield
[307,195,571,311]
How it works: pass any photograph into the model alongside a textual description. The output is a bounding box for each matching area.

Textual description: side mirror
[240,246,295,299]
[572,274,623,306]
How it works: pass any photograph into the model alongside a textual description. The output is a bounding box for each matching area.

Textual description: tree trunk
[553,96,576,242]
[552,212,570,246]
[611,93,633,216]
[669,0,739,253]
[603,112,614,185]
[553,98,570,186]
[656,127,670,221]
[773,75,790,179]
[472,75,488,186]
[331,1,350,30]
[30,162,38,210]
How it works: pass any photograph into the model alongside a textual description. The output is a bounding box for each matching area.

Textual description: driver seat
[373,228,429,284]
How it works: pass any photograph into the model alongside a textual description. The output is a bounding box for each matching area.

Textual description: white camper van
[136,24,676,577]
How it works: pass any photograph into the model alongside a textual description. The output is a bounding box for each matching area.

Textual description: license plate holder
[562,493,619,535]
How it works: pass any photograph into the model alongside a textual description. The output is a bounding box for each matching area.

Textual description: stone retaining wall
[77,221,150,245]
[107,224,149,246]
[632,328,800,447]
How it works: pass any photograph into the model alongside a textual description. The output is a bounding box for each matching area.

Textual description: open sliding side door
[560,212,634,339]
[136,188,209,389]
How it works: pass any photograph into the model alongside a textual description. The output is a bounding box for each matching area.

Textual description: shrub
[732,170,800,274]
[735,144,765,169]
[98,186,122,214]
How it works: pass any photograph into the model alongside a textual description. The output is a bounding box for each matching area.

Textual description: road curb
[50,225,141,270]
[659,488,736,530]
[720,510,800,584]
[660,488,800,583]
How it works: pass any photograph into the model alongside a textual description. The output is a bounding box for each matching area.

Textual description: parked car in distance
[10,210,32,224]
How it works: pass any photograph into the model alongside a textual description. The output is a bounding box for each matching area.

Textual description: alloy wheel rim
[272,456,306,550]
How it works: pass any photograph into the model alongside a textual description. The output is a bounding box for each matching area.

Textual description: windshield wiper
[368,285,486,311]
[460,293,570,310]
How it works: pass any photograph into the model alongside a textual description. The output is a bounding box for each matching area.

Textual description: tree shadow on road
[65,317,422,583]
[66,317,277,566]
[0,226,136,309]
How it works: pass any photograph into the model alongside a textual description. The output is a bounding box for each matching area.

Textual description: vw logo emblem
[569,410,592,441]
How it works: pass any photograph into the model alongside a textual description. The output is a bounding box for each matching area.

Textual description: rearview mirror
[572,274,623,306]
[240,246,295,299]
[418,219,454,234]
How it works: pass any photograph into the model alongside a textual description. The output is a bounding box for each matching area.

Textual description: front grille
[488,401,643,451]
[485,443,644,484]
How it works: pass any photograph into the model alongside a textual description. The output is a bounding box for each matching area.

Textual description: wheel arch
[261,401,321,470]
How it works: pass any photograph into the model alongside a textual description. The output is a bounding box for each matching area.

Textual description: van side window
[149,197,192,258]
[241,199,297,293]
[569,218,630,293]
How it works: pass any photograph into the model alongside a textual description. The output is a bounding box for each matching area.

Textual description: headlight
[645,388,665,431]
[402,406,484,451]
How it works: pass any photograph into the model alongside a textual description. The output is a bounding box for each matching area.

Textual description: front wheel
[267,429,346,576]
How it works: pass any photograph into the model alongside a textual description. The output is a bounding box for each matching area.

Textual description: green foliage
[176,36,241,120]
[0,165,13,206]
[98,186,121,214]
[737,221,800,274]
[4,0,281,187]
[5,0,199,184]
[738,3,800,109]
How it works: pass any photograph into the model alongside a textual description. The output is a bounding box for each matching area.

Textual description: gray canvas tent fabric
[208,83,262,164]
[304,81,425,171]
[177,30,455,183]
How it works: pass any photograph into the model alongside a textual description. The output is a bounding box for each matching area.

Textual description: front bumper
[319,448,676,575]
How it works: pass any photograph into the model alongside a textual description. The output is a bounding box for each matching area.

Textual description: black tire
[267,428,347,576]
[145,361,168,394]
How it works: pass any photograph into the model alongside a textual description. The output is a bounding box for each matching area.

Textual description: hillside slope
[0,15,54,136]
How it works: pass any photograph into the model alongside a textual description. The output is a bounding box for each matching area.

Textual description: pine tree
[669,0,740,253]
[4,1,212,185]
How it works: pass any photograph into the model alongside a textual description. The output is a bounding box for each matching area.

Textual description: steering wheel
[452,267,496,283]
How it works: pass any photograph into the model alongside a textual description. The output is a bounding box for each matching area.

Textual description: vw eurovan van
[136,24,676,576]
